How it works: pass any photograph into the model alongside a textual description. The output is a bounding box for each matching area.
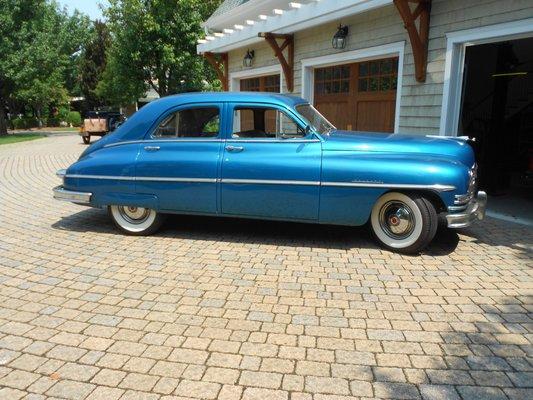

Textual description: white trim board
[300,41,405,134]
[198,0,393,54]
[439,18,533,136]
[229,64,283,92]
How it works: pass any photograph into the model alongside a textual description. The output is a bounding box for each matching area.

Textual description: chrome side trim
[221,179,320,186]
[226,139,321,143]
[53,186,92,204]
[137,176,217,183]
[66,174,136,181]
[66,174,216,183]
[322,182,456,192]
[104,140,145,148]
[104,138,320,148]
[104,139,223,148]
[65,174,456,191]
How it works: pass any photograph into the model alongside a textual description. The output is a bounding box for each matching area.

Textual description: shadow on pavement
[52,207,463,256]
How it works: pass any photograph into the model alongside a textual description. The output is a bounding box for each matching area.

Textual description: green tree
[0,0,91,135]
[79,21,112,109]
[97,0,222,106]
[0,0,38,135]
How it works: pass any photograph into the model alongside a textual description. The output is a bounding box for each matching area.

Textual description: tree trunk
[0,98,7,136]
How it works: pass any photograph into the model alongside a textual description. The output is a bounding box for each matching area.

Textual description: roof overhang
[197,0,394,54]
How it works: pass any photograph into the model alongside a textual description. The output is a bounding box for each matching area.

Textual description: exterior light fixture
[243,50,255,68]
[332,24,348,49]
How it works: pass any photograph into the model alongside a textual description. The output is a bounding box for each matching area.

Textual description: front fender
[319,151,470,225]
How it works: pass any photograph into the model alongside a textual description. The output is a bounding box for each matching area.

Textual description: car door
[135,103,224,213]
[220,103,322,221]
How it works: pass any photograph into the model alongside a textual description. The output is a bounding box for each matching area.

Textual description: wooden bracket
[259,33,294,92]
[203,52,229,91]
[393,0,432,82]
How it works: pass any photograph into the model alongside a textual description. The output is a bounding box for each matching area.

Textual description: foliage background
[0,0,223,135]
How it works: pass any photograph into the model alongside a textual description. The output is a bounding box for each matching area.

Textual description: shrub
[12,118,26,129]
[57,107,70,121]
[66,111,82,127]
[47,117,61,127]
[25,117,40,128]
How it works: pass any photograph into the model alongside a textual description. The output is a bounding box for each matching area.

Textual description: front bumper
[446,191,487,228]
[53,185,92,205]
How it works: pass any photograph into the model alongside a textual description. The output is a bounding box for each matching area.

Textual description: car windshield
[295,103,335,135]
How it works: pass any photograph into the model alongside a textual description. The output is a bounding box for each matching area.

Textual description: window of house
[358,58,398,92]
[153,107,220,138]
[232,107,305,139]
[315,65,351,95]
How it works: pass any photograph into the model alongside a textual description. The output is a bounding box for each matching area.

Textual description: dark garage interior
[459,37,533,221]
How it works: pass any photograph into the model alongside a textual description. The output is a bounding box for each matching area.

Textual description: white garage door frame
[229,64,283,93]
[439,18,533,136]
[301,41,405,134]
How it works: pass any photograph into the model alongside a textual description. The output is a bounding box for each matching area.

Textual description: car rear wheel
[370,192,437,254]
[108,205,165,235]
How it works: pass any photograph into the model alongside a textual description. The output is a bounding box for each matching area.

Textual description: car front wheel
[370,192,437,254]
[108,205,165,235]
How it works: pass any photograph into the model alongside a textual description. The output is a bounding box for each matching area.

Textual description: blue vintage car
[53,92,486,253]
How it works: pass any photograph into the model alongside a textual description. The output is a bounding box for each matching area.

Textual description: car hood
[321,130,475,167]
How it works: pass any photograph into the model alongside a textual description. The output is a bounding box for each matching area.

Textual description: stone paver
[0,135,531,399]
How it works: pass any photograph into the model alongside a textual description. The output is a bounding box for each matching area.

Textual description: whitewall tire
[108,205,165,235]
[370,192,437,254]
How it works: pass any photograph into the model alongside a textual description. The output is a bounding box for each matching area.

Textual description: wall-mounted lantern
[243,49,255,68]
[332,24,348,49]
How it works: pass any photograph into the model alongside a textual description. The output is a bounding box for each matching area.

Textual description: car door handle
[225,145,244,152]
[144,146,160,152]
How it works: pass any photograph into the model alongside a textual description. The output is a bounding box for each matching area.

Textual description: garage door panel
[315,101,351,130]
[356,100,396,132]
[314,57,398,133]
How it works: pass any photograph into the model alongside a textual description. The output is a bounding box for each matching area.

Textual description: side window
[153,107,220,138]
[232,107,305,139]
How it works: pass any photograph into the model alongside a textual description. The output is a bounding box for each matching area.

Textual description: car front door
[220,103,322,221]
[135,103,223,213]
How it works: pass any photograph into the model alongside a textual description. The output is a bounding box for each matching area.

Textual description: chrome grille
[454,164,477,206]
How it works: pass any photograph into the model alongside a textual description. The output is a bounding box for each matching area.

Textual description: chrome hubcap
[117,206,150,224]
[378,201,415,240]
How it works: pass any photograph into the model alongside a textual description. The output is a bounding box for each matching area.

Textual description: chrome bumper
[446,191,487,228]
[53,185,92,204]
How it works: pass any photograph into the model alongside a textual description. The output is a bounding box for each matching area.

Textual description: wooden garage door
[314,57,398,132]
[240,74,280,92]
[239,75,281,132]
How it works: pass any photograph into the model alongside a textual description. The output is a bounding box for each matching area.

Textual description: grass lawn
[42,127,80,132]
[0,134,44,145]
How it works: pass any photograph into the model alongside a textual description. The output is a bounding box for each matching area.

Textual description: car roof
[149,92,308,108]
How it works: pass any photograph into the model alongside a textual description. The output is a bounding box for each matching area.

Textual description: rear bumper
[446,191,487,228]
[53,185,92,205]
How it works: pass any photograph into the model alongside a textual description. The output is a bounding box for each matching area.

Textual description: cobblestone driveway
[0,135,531,400]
